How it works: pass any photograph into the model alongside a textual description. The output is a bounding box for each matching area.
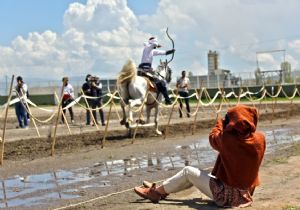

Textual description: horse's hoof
[156,130,162,135]
[120,119,126,125]
[136,119,146,125]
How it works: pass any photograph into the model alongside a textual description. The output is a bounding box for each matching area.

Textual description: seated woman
[134,104,266,208]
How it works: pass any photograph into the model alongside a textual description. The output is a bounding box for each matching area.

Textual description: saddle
[137,66,158,92]
[144,77,157,92]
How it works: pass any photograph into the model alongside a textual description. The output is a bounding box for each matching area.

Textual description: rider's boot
[156,80,173,105]
[160,86,173,105]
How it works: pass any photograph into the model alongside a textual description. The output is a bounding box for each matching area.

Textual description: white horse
[117,59,172,135]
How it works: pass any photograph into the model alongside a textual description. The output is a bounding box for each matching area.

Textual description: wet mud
[0,103,300,209]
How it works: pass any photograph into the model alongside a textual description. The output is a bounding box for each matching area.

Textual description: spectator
[15,76,28,129]
[134,105,266,208]
[176,70,190,118]
[82,74,97,126]
[95,78,105,126]
[61,77,75,124]
[25,87,30,121]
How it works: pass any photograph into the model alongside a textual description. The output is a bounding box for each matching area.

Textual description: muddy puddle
[1,127,299,209]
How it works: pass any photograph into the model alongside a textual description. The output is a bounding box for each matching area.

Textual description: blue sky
[0,0,83,45]
[0,0,158,45]
[0,0,300,80]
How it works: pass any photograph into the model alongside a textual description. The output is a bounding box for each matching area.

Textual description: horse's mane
[117,59,137,85]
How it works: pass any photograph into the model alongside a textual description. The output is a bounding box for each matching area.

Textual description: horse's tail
[117,59,137,85]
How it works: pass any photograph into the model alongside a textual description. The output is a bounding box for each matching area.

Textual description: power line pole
[5,75,8,95]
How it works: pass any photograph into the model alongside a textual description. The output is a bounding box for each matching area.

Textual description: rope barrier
[53,165,214,210]
[0,83,299,165]
[52,178,166,210]
[1,85,299,132]
[14,91,57,123]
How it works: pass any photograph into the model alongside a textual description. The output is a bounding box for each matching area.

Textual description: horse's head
[156,59,172,83]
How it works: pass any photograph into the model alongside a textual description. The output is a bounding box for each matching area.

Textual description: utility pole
[5,75,8,95]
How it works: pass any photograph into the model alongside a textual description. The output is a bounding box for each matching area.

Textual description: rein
[145,92,160,106]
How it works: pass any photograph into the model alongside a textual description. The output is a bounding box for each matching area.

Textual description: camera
[88,76,99,83]
[87,76,100,87]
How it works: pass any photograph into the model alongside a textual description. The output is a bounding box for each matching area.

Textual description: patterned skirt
[209,178,253,208]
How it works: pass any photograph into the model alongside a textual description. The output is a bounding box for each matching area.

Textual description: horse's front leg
[129,98,147,124]
[120,103,127,126]
[146,105,151,124]
[129,98,143,108]
[128,105,133,126]
[154,104,162,135]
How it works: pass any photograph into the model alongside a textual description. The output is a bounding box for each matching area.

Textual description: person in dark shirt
[95,78,105,126]
[82,74,105,126]
[15,76,28,129]
[82,74,97,125]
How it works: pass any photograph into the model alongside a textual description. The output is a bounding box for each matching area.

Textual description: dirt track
[2,103,300,161]
[0,103,300,209]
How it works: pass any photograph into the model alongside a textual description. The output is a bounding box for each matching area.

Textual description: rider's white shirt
[141,44,166,65]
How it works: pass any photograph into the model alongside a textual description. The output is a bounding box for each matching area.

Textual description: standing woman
[61,77,75,124]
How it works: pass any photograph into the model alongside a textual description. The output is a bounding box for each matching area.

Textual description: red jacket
[209,105,266,190]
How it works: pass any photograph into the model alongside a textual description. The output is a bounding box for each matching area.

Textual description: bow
[166,27,175,66]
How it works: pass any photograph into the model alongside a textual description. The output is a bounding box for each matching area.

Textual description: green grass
[282,205,300,210]
[264,142,300,167]
[186,96,300,104]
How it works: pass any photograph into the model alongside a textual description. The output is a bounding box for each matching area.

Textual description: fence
[1,70,300,96]
[187,70,300,89]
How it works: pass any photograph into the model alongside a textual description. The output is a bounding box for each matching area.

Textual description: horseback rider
[138,37,175,105]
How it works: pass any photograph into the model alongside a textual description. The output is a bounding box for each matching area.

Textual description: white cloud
[288,40,300,53]
[190,61,207,75]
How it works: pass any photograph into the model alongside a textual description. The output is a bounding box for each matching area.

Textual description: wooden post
[81,89,99,130]
[237,87,242,105]
[164,100,177,140]
[286,97,294,120]
[0,75,14,165]
[1,181,8,207]
[286,85,296,120]
[101,99,113,148]
[51,83,65,156]
[192,81,203,135]
[112,100,121,121]
[215,88,224,121]
[54,92,71,135]
[20,89,40,137]
[192,89,202,135]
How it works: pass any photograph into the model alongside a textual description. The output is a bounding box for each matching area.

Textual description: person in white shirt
[15,76,28,128]
[138,37,175,105]
[176,71,191,118]
[61,77,75,124]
